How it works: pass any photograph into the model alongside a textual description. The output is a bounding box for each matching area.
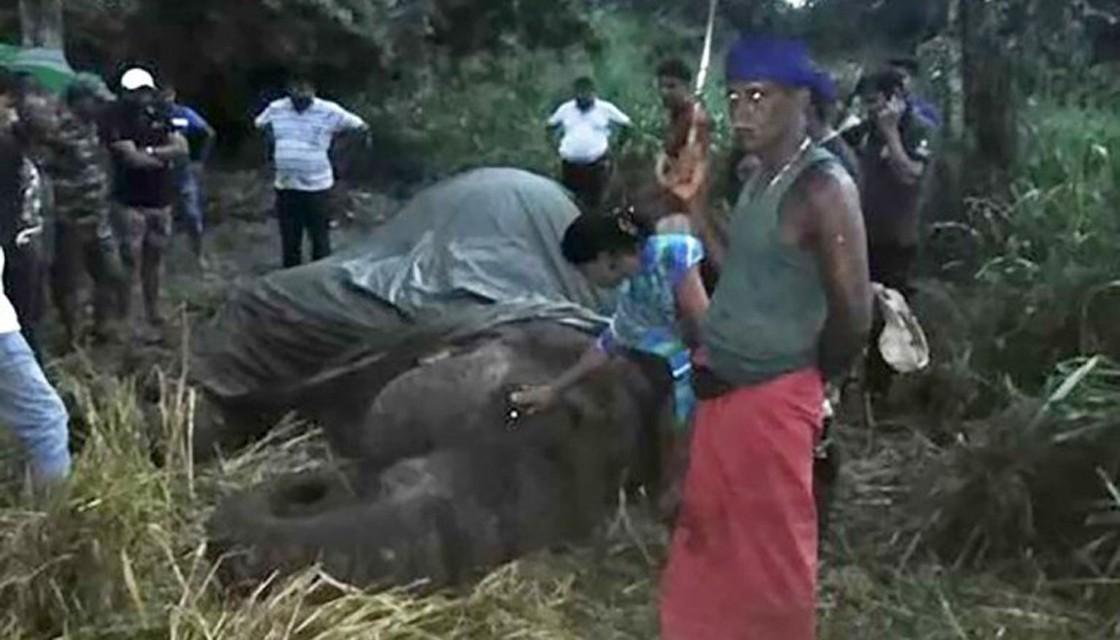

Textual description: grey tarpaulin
[194,168,612,412]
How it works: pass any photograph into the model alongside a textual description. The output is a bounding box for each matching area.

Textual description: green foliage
[923,102,1120,393]
[364,10,732,179]
[923,357,1120,579]
[916,101,1120,597]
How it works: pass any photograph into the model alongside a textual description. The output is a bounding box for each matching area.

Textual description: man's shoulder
[594,98,622,112]
[692,101,713,126]
[261,97,294,117]
[173,103,203,120]
[793,159,858,210]
[57,113,98,145]
[312,98,350,115]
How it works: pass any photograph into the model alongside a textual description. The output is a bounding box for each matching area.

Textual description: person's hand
[658,437,691,525]
[875,95,906,134]
[691,345,711,369]
[509,385,558,415]
[658,478,684,525]
[655,152,673,187]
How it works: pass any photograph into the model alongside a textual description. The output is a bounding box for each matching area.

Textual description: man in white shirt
[0,246,71,486]
[547,77,632,210]
[255,76,368,268]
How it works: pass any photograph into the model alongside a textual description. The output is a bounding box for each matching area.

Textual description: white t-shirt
[254,97,367,192]
[0,247,21,335]
[547,99,632,164]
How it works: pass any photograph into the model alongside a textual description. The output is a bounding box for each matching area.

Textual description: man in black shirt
[105,68,188,329]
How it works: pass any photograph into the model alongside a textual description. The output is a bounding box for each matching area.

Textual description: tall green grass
[910,101,1120,608]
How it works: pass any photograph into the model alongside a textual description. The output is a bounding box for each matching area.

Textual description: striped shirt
[254,97,366,192]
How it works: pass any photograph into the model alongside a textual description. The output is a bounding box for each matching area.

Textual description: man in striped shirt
[255,77,368,268]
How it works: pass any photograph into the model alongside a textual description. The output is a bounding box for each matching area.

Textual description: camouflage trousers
[51,215,128,341]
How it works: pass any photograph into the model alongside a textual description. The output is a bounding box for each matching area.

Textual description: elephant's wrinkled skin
[207,321,673,589]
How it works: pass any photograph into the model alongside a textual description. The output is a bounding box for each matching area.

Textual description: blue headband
[726,36,831,101]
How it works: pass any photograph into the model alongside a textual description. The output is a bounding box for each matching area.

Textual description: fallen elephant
[207,321,673,589]
[191,168,611,459]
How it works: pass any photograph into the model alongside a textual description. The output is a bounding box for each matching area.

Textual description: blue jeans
[0,331,70,483]
[175,163,204,236]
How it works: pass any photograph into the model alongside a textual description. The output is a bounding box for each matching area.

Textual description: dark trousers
[867,243,918,395]
[1,242,44,356]
[52,218,128,341]
[276,189,331,268]
[560,156,611,211]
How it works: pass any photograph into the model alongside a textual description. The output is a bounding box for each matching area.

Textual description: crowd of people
[0,64,209,490]
[0,30,938,639]
[0,63,372,489]
[534,36,938,639]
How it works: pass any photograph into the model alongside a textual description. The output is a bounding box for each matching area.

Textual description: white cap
[120,67,156,91]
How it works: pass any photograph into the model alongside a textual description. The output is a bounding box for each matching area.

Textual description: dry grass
[0,345,1112,639]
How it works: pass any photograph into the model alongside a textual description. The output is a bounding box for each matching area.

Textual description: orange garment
[660,368,824,640]
[656,99,712,221]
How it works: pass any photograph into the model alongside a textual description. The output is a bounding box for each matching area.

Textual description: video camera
[140,100,175,136]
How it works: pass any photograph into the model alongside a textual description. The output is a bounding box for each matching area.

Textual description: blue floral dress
[596,233,704,431]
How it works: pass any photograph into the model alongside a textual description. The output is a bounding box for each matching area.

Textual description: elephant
[207,320,674,589]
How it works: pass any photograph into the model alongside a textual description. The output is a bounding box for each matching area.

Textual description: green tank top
[702,144,837,385]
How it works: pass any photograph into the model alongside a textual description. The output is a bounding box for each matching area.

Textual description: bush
[915,101,1120,596]
[362,10,733,181]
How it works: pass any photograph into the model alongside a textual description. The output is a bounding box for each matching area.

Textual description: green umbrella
[1,43,77,94]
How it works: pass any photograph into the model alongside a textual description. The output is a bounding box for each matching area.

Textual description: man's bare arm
[882,128,924,184]
[110,140,164,169]
[150,131,189,162]
[674,264,710,349]
[802,166,872,380]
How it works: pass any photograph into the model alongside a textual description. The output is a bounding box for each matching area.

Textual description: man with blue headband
[660,37,871,640]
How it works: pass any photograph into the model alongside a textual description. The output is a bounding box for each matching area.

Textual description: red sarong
[660,368,824,640]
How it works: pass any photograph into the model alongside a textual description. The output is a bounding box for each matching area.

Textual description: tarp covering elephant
[193,168,613,422]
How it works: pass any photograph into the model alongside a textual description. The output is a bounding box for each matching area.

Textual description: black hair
[810,72,837,123]
[860,69,906,99]
[64,81,98,106]
[0,67,17,97]
[574,76,594,92]
[13,75,50,107]
[287,72,313,89]
[561,214,643,265]
[888,57,920,74]
[656,58,692,83]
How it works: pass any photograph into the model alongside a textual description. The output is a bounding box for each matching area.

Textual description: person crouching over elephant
[510,212,709,516]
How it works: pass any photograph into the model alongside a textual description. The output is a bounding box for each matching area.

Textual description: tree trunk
[944,0,965,144]
[18,0,64,49]
[960,0,1018,200]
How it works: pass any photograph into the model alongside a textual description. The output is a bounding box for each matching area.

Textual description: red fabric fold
[661,368,823,640]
